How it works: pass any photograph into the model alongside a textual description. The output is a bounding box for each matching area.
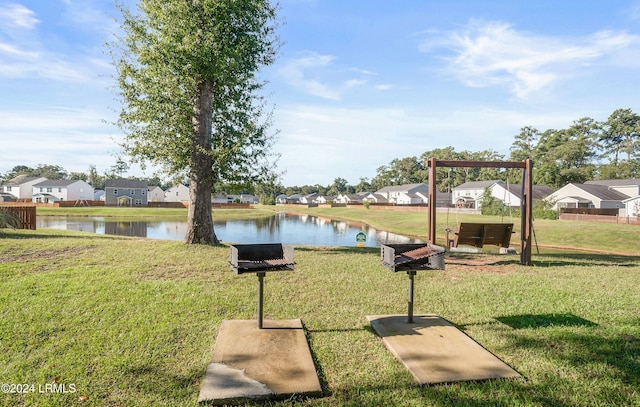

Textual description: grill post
[257,272,265,329]
[380,243,445,323]
[407,271,416,323]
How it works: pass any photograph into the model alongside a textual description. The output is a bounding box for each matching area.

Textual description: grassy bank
[1,222,639,406]
[281,206,640,256]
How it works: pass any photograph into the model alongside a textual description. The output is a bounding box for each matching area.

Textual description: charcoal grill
[380,243,445,323]
[230,244,294,328]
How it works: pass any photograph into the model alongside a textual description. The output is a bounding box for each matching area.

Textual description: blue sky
[2,1,640,187]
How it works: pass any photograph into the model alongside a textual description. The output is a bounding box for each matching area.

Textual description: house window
[6,186,11,191]
[134,199,142,205]
[40,187,43,192]
[114,189,118,195]
[58,188,62,192]
[130,189,135,195]
[46,187,52,192]
[141,190,145,195]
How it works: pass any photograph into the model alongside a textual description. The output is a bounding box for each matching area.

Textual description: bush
[0,209,19,228]
[534,209,559,220]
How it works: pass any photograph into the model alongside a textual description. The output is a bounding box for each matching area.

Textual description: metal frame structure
[426,158,533,266]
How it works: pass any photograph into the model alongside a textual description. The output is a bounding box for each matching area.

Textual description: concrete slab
[198,319,322,404]
[367,314,521,385]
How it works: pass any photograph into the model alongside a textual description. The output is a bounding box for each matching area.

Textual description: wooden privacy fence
[0,205,36,230]
[560,213,640,225]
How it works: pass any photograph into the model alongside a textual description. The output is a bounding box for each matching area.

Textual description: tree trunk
[185,79,219,245]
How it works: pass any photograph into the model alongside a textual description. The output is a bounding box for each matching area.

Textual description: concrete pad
[367,314,521,385]
[198,319,322,404]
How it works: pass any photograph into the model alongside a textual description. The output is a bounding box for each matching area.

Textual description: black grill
[230,243,294,274]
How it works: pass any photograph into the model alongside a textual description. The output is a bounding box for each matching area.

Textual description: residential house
[275,194,288,204]
[227,194,258,204]
[335,193,366,204]
[105,179,148,206]
[300,193,319,204]
[375,183,429,205]
[0,175,47,201]
[165,184,190,203]
[286,194,301,204]
[315,195,335,204]
[32,179,94,203]
[545,183,629,210]
[212,193,232,204]
[147,186,165,203]
[362,193,389,204]
[489,181,554,208]
[452,180,496,209]
[94,189,105,201]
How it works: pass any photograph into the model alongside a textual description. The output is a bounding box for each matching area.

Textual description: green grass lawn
[1,207,639,406]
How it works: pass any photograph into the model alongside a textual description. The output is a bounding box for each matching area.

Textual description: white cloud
[272,102,588,185]
[0,3,39,30]
[0,107,125,175]
[421,20,640,99]
[278,52,374,100]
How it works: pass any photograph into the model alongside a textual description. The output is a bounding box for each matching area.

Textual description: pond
[36,212,424,247]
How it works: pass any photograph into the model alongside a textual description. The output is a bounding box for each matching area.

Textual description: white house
[490,182,554,208]
[276,194,288,204]
[0,175,47,201]
[362,193,389,204]
[452,180,495,209]
[315,195,335,204]
[212,193,231,204]
[165,184,190,203]
[334,193,362,204]
[300,193,319,204]
[147,186,165,203]
[452,180,553,209]
[32,179,94,203]
[545,183,629,210]
[375,183,429,205]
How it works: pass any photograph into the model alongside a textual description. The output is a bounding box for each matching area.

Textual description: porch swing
[444,173,516,253]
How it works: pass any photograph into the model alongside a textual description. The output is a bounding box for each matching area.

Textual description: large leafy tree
[111,0,279,245]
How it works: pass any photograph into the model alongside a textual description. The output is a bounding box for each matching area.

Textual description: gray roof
[453,180,500,190]
[504,183,555,200]
[6,175,45,186]
[376,183,428,193]
[572,183,629,201]
[105,179,148,188]
[33,179,83,187]
[585,179,640,187]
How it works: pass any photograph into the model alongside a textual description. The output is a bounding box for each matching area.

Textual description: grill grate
[381,243,445,272]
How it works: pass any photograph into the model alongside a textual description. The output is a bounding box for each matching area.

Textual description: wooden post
[428,157,437,244]
[520,159,533,266]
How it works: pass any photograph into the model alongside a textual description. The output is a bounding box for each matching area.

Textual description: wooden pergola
[426,158,534,266]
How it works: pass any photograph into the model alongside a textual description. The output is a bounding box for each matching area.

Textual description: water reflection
[36,212,423,247]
